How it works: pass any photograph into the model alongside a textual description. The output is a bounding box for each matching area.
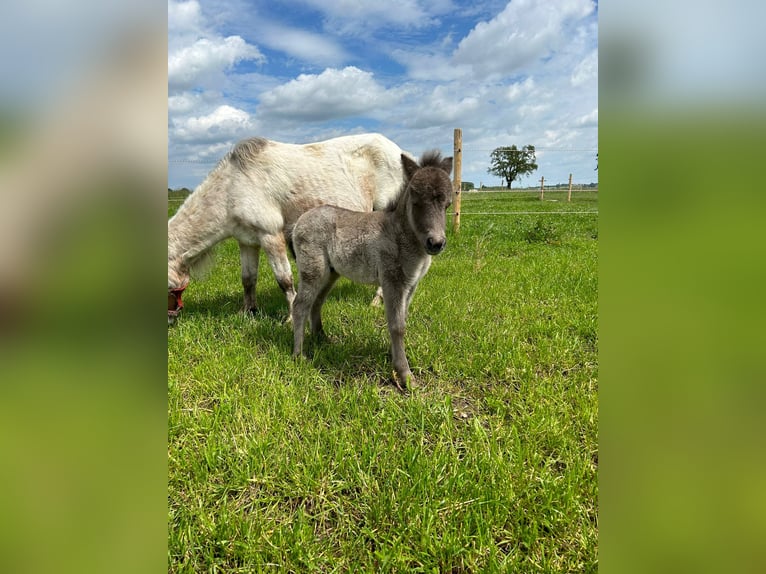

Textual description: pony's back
[228,134,406,215]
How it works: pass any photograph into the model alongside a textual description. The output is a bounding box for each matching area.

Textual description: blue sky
[168,0,598,189]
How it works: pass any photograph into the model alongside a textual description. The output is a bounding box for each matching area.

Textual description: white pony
[168,133,409,323]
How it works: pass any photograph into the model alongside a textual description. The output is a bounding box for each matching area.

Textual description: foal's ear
[401,153,419,180]
[440,156,453,175]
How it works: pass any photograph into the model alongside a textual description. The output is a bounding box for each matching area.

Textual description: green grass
[168,191,598,572]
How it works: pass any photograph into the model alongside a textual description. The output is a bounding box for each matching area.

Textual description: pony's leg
[259,232,296,320]
[239,242,260,314]
[310,271,339,338]
[381,282,412,387]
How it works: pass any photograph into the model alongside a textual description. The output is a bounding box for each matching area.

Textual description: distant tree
[461,181,475,191]
[487,145,538,189]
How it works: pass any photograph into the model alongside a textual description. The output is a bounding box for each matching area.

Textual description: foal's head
[401,151,454,255]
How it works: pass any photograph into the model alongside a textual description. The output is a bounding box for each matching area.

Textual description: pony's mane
[228,137,270,172]
[385,150,444,212]
[187,248,216,279]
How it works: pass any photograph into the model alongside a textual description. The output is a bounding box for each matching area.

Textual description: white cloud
[506,77,536,102]
[169,36,264,91]
[257,67,398,121]
[575,108,598,127]
[518,102,551,119]
[168,0,204,34]
[298,0,451,31]
[398,84,483,129]
[571,50,598,87]
[257,25,348,66]
[168,92,203,115]
[172,105,256,143]
[452,0,595,79]
[394,50,469,82]
[168,0,213,55]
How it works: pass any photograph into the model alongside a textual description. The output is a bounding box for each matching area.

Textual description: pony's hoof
[370,294,384,307]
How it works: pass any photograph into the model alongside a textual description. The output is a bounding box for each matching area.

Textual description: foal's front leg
[382,282,413,388]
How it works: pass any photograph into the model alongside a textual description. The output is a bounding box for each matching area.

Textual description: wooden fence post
[567,173,573,202]
[539,176,545,200]
[452,128,462,233]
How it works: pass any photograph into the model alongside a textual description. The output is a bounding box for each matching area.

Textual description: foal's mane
[385,149,445,212]
[418,149,445,168]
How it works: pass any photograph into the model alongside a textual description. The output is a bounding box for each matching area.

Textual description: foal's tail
[284,222,298,259]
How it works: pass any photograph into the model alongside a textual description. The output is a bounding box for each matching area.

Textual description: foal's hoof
[392,371,417,392]
[313,330,334,345]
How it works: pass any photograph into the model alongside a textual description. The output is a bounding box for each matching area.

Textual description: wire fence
[459,211,597,215]
[167,199,598,216]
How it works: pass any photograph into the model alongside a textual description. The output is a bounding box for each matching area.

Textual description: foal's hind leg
[292,270,331,357]
[309,271,339,338]
[292,285,312,358]
[293,248,337,356]
[239,243,260,314]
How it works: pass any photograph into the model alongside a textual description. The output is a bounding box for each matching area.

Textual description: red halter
[168,281,189,318]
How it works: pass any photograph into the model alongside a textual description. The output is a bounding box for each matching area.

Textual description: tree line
[486,145,598,189]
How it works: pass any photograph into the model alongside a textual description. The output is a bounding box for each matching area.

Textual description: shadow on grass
[177,280,401,389]
[181,280,378,320]
[180,288,288,322]
[299,331,396,388]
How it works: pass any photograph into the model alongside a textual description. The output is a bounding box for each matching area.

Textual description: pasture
[168,190,598,572]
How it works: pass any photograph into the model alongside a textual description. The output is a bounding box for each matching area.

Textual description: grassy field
[168,190,598,572]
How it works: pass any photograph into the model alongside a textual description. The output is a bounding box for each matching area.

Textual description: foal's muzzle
[425,237,446,255]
